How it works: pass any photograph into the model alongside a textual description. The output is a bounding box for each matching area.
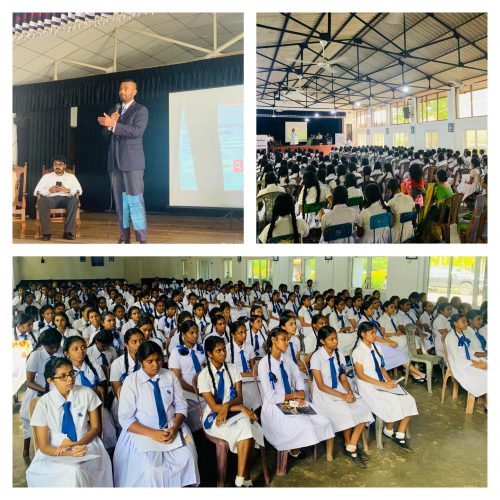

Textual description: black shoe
[63,232,76,240]
[346,450,367,468]
[357,447,369,461]
[117,239,130,244]
[42,234,51,241]
[139,240,147,244]
[391,436,414,453]
[288,450,306,460]
[411,376,426,384]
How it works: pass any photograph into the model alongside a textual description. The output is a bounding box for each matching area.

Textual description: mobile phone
[56,181,62,187]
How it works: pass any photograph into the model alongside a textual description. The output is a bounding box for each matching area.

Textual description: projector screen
[169,85,244,208]
[285,121,308,143]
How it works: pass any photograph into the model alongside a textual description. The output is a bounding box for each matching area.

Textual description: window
[465,129,487,150]
[247,259,272,283]
[223,259,233,280]
[372,106,386,127]
[390,101,410,124]
[351,257,388,290]
[196,259,209,280]
[356,133,367,146]
[356,110,367,128]
[416,92,448,122]
[425,131,439,149]
[292,258,316,283]
[457,81,487,118]
[394,132,408,147]
[181,259,189,277]
[427,257,487,307]
[372,132,384,147]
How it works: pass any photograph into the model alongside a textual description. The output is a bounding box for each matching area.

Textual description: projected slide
[169,85,244,208]
[285,121,308,143]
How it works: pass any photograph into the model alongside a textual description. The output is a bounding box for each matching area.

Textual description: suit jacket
[103,101,148,172]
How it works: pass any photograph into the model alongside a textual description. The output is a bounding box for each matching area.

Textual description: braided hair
[266,193,300,243]
[315,326,343,376]
[265,327,283,389]
[123,328,144,375]
[229,320,246,363]
[204,335,235,402]
[352,322,384,361]
[363,182,392,213]
[63,335,99,387]
[29,327,63,359]
[301,171,321,217]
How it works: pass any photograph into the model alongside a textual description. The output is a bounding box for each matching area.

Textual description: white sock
[235,476,245,487]
[345,444,357,453]
[383,426,394,437]
[244,479,253,487]
[395,431,405,440]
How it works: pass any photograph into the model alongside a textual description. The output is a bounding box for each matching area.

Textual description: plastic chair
[267,233,297,244]
[438,193,463,243]
[369,212,392,243]
[323,223,353,243]
[256,191,282,233]
[303,201,327,215]
[192,373,270,486]
[398,211,418,243]
[403,324,444,394]
[346,196,363,208]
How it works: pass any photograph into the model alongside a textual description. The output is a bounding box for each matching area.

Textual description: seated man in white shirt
[33,156,83,240]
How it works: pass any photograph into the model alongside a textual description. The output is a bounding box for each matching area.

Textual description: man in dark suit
[98,79,148,243]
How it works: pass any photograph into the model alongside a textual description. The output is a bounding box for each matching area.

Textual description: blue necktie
[216,370,225,403]
[190,349,202,373]
[337,313,344,328]
[100,352,109,367]
[239,349,249,372]
[148,379,167,429]
[61,401,78,442]
[390,318,398,331]
[78,370,94,388]
[474,330,487,351]
[328,357,338,389]
[405,313,416,324]
[370,350,385,382]
[252,333,260,355]
[280,361,292,394]
[458,336,471,360]
[289,341,297,364]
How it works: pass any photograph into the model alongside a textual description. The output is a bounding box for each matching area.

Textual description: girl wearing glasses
[26,357,113,487]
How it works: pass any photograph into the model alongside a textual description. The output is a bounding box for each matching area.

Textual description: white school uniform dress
[298,306,316,353]
[72,318,89,333]
[197,362,264,452]
[228,340,261,410]
[114,368,199,487]
[456,168,481,200]
[258,354,334,450]
[153,313,166,332]
[352,341,418,423]
[66,308,81,326]
[359,315,407,370]
[82,324,100,343]
[267,301,284,330]
[445,332,487,397]
[329,310,357,356]
[419,311,432,336]
[33,320,55,340]
[109,352,140,424]
[259,216,309,243]
[246,328,268,358]
[26,385,113,487]
[168,346,206,432]
[20,347,64,438]
[432,314,451,358]
[379,313,408,350]
[465,326,487,354]
[120,319,137,342]
[387,193,415,242]
[87,344,118,370]
[320,205,357,243]
[357,201,392,243]
[347,307,363,328]
[310,347,374,433]
[59,327,81,340]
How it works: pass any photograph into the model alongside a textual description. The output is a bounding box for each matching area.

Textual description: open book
[277,401,317,415]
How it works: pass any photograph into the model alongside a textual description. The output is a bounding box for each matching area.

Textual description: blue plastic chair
[369,212,393,243]
[323,223,353,243]
[398,211,418,243]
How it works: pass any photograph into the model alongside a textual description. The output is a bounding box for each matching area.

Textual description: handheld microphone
[114,103,121,115]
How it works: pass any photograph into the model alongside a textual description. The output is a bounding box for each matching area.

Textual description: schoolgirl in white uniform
[279,314,303,369]
[198,335,264,487]
[26,357,113,487]
[445,314,487,399]
[54,311,80,340]
[14,312,37,349]
[246,315,268,358]
[432,303,453,358]
[267,291,284,330]
[328,297,356,356]
[352,322,418,451]
[157,300,178,336]
[379,301,408,349]
[203,313,230,344]
[193,302,210,334]
[298,295,316,353]
[167,311,195,353]
[137,315,166,350]
[33,305,55,340]
[82,309,101,345]
[258,327,335,458]
[347,296,364,330]
[418,301,435,349]
[20,328,63,457]
[310,326,374,467]
[120,306,141,343]
[114,341,199,487]
[465,309,487,357]
[168,320,206,432]
[86,330,118,370]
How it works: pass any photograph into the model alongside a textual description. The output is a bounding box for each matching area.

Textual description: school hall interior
[256,13,487,244]
[13,256,487,487]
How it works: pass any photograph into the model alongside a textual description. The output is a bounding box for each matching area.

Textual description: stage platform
[270,144,335,155]
[13,212,243,244]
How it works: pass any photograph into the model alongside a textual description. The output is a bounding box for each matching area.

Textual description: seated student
[258,327,335,459]
[462,174,487,243]
[352,323,418,451]
[328,297,356,356]
[152,298,166,331]
[378,162,395,185]
[445,314,487,403]
[257,172,286,198]
[157,299,178,335]
[310,326,374,466]
[168,310,195,351]
[99,311,123,352]
[82,308,101,345]
[464,309,487,359]
[246,314,268,358]
[33,304,55,339]
[26,357,113,487]
[136,314,165,350]
[203,312,230,343]
[120,306,141,341]
[319,186,357,243]
[259,193,309,243]
[14,312,37,347]
[297,294,317,354]
[72,304,92,333]
[386,179,416,242]
[345,173,363,201]
[284,291,300,315]
[168,320,206,432]
[267,290,285,330]
[87,330,118,370]
[432,302,453,358]
[298,171,333,221]
[401,163,425,209]
[347,295,364,330]
[356,183,393,243]
[54,311,80,340]
[456,157,482,201]
[418,301,434,343]
[198,335,264,487]
[20,329,64,457]
[114,341,199,487]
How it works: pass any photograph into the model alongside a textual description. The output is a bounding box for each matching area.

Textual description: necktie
[405,313,416,324]
[289,341,297,364]
[474,329,487,351]
[280,361,292,394]
[148,379,167,429]
[253,333,260,354]
[74,311,80,319]
[78,370,94,388]
[370,350,385,381]
[390,318,398,331]
[328,357,338,388]
[200,320,206,331]
[120,105,127,117]
[190,349,202,373]
[61,401,78,442]
[100,352,109,367]
[458,335,471,360]
[239,349,249,372]
[337,313,344,328]
[216,370,225,403]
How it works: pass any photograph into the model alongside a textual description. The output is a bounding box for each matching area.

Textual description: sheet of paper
[375,384,407,396]
[133,431,184,452]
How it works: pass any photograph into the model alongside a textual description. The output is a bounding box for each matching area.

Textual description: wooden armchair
[13,163,28,238]
[438,192,463,243]
[35,165,81,239]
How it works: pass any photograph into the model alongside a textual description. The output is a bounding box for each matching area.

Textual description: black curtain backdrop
[14,55,243,216]
[256,116,343,144]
